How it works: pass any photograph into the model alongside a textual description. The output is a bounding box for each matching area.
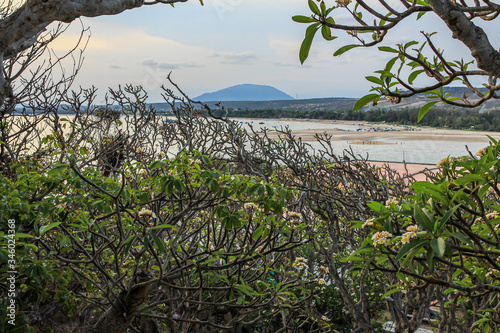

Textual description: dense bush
[2,81,499,333]
[349,139,500,332]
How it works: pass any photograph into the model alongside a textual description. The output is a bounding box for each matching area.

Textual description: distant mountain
[194,84,294,102]
[147,86,499,113]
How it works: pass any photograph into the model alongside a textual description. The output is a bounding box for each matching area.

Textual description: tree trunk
[325,256,377,333]
[428,0,500,77]
[91,271,153,333]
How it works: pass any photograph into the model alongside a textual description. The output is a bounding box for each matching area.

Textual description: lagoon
[237,118,498,164]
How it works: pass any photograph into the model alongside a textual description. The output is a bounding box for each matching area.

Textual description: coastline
[240,117,497,165]
[243,117,500,144]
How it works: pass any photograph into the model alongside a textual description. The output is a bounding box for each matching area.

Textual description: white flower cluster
[436,158,445,167]
[487,211,499,220]
[476,147,488,157]
[486,269,499,279]
[138,208,155,218]
[372,231,392,245]
[292,257,307,270]
[401,225,418,244]
[400,277,417,287]
[362,218,375,228]
[244,203,258,214]
[385,197,398,207]
[475,211,499,224]
[316,278,327,285]
[288,211,303,225]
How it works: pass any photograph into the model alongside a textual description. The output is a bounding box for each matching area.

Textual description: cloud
[209,51,257,64]
[142,59,203,70]
[272,60,312,69]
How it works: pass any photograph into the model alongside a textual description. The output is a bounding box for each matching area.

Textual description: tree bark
[91,271,154,333]
[428,0,500,77]
[325,256,377,333]
[0,0,143,54]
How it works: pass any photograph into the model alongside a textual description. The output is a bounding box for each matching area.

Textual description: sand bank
[254,118,499,143]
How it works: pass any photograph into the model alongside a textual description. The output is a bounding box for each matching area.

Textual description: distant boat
[259,122,265,124]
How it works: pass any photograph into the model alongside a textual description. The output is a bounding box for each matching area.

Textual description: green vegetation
[1,0,500,332]
[350,139,500,332]
[2,85,499,332]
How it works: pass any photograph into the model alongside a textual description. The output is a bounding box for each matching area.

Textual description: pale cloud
[42,0,500,102]
[209,51,257,64]
[268,37,300,56]
[142,59,203,70]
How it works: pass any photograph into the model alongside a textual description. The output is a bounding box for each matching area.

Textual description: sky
[48,0,500,103]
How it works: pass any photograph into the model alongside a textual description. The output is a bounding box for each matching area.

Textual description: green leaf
[454,174,484,185]
[201,155,212,165]
[40,222,62,237]
[367,201,387,214]
[308,0,321,15]
[14,233,34,239]
[427,248,434,271]
[437,205,459,233]
[150,233,167,254]
[414,205,433,232]
[333,44,359,57]
[430,237,446,258]
[394,239,428,262]
[150,224,176,230]
[404,41,419,49]
[292,15,317,23]
[321,25,336,41]
[385,57,399,72]
[299,23,320,64]
[417,11,427,20]
[378,46,399,53]
[123,236,136,256]
[408,70,425,84]
[365,76,383,85]
[380,286,402,299]
[353,93,379,111]
[450,232,473,246]
[418,101,438,122]
[79,147,89,155]
[252,225,265,240]
[48,164,67,177]
[320,1,326,14]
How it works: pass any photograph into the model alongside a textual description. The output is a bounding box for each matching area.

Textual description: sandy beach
[256,118,500,144]
[368,161,438,181]
[243,117,500,174]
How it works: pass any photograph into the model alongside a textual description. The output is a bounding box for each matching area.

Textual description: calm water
[235,118,496,164]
